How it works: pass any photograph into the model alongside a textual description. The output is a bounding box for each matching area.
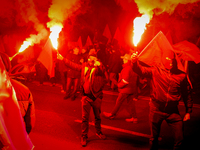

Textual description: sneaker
[125,117,138,123]
[103,112,115,119]
[71,95,76,101]
[81,136,87,147]
[64,95,70,99]
[96,132,106,140]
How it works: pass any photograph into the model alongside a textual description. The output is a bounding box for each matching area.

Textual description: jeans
[111,93,137,118]
[149,101,183,150]
[65,77,80,97]
[60,71,67,91]
[109,73,118,90]
[81,96,102,137]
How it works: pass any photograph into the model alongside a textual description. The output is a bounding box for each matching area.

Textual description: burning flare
[19,40,32,53]
[10,38,34,60]
[49,24,63,50]
[133,14,150,46]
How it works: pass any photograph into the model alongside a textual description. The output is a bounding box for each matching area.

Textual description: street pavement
[22,81,200,150]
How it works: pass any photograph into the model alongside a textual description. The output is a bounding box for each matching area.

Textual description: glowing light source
[49,25,63,50]
[10,39,33,60]
[133,14,150,46]
[19,41,32,53]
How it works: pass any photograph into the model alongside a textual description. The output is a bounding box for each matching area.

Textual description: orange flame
[133,14,150,46]
[19,40,32,53]
[49,25,63,50]
[10,39,33,60]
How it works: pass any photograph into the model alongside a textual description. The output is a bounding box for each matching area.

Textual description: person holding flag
[131,46,193,149]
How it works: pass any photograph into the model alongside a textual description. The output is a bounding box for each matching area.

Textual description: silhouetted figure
[57,50,108,147]
[131,51,193,150]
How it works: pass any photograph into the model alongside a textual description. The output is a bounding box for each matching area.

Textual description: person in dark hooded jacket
[131,51,193,150]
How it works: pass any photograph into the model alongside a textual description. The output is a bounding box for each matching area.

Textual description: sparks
[133,14,150,47]
[49,25,63,50]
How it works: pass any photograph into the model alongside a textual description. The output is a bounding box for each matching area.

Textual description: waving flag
[103,24,112,43]
[113,27,123,45]
[84,35,93,47]
[38,38,55,77]
[138,31,185,72]
[173,40,200,64]
[173,40,200,89]
[77,36,83,50]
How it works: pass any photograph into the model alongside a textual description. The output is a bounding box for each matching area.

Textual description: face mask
[162,56,173,70]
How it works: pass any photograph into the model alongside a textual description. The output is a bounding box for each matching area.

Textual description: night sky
[0,0,200,56]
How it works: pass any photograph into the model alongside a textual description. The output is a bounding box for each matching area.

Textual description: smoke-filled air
[116,0,200,19]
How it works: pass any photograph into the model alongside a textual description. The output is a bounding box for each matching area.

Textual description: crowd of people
[55,42,193,149]
[34,42,149,98]
[0,39,194,149]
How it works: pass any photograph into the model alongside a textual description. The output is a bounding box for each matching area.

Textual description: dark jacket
[63,58,107,99]
[108,51,122,73]
[66,53,81,78]
[132,61,193,113]
[118,62,138,96]
[10,79,35,134]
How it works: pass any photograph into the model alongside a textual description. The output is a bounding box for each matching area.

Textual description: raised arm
[131,53,153,78]
[57,53,82,71]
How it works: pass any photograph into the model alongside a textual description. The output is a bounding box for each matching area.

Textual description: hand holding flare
[57,53,64,61]
[130,49,191,122]
[57,53,101,67]
[131,51,138,63]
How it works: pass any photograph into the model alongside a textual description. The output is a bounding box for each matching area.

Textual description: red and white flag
[138,31,185,72]
[173,40,200,64]
[38,38,55,77]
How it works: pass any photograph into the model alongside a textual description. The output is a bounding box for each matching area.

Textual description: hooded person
[131,50,193,150]
[64,46,82,100]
